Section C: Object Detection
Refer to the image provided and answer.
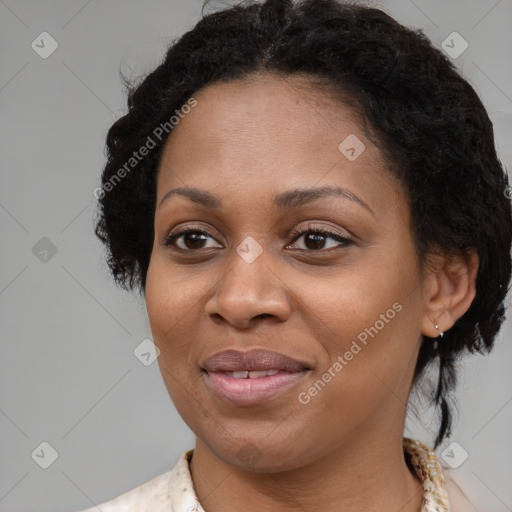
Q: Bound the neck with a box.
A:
[189,429,424,512]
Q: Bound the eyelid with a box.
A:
[286,223,354,244]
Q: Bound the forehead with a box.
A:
[155,73,402,215]
[159,73,369,167]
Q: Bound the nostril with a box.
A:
[257,313,271,319]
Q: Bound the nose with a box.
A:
[204,247,292,330]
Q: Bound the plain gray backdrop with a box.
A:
[1,1,511,511]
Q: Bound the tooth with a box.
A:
[248,370,268,378]
[231,371,249,378]
[225,370,282,378]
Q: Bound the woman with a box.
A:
[83,0,512,510]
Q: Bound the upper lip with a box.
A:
[201,349,311,373]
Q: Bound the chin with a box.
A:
[201,430,318,473]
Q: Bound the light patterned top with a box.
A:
[77,437,477,512]
[403,437,450,511]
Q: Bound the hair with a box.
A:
[94,0,512,448]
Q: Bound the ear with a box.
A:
[420,249,479,338]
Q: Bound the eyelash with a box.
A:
[163,224,354,252]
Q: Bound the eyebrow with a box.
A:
[158,185,375,216]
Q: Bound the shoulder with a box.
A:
[77,470,173,512]
[443,469,479,512]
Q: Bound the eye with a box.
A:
[163,224,354,252]
[286,224,354,251]
[163,226,222,251]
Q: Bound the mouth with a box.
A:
[200,349,312,406]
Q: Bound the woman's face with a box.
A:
[145,74,432,471]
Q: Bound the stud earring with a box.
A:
[434,323,444,338]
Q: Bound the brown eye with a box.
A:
[287,227,354,251]
[164,228,222,251]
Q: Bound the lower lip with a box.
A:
[203,370,310,406]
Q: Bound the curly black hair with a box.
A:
[94,0,512,448]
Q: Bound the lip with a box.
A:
[201,349,312,406]
[201,348,311,373]
[203,370,310,406]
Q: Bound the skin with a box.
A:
[144,73,478,512]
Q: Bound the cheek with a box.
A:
[298,261,404,343]
[298,255,420,393]
[145,261,201,421]
[145,257,190,378]
[144,254,211,388]
[145,252,202,339]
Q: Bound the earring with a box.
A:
[432,322,444,351]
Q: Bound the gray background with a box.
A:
[1,1,511,511]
